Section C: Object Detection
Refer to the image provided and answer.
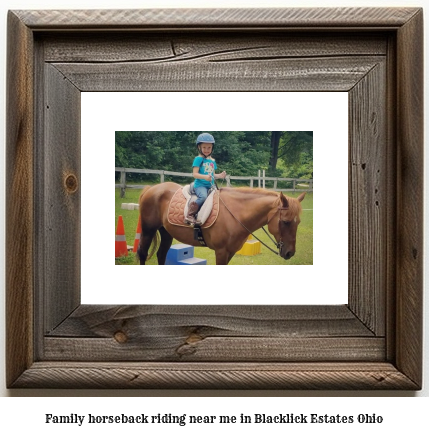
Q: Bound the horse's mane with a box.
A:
[233,187,279,196]
[220,187,303,218]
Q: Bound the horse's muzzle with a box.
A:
[283,250,295,260]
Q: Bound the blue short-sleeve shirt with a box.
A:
[193,156,217,188]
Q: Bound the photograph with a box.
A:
[114,131,313,266]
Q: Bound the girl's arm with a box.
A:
[215,171,226,179]
[193,167,212,182]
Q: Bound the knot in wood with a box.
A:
[64,173,78,194]
[114,331,128,343]
[186,333,203,344]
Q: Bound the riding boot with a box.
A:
[185,201,199,224]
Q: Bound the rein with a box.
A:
[218,193,286,256]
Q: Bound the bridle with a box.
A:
[219,195,290,257]
[263,205,290,255]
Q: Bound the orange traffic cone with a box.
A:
[115,215,128,257]
[133,215,141,253]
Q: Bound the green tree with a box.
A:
[264,131,313,177]
[115,131,312,180]
[278,131,313,178]
[269,131,283,173]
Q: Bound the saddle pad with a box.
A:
[183,184,216,224]
[167,187,219,228]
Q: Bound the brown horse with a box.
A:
[137,182,306,265]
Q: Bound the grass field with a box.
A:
[115,187,313,265]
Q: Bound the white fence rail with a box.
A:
[115,167,313,198]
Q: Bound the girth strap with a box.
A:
[193,224,207,246]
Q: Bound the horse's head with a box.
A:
[268,192,306,260]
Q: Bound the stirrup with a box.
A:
[184,216,196,224]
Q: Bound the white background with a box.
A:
[0,0,428,429]
[82,92,348,305]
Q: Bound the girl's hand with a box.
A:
[205,175,212,182]
[220,171,226,179]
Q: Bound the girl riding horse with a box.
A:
[185,133,226,224]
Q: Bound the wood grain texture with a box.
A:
[14,8,420,29]
[5,11,35,388]
[42,33,387,63]
[52,56,384,92]
[6,7,423,390]
[11,362,419,390]
[395,9,424,388]
[47,305,374,338]
[43,64,81,333]
[384,33,398,364]
[44,305,381,362]
[348,61,386,335]
[44,337,385,362]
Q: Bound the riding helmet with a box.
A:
[196,133,215,145]
[196,133,215,157]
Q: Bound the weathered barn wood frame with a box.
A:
[6,8,423,389]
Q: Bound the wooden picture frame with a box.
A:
[6,8,423,389]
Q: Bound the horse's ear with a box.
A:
[297,192,306,202]
[279,192,289,208]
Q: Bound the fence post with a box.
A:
[293,179,296,192]
[262,170,266,189]
[226,175,231,187]
[309,179,313,191]
[258,170,261,188]
[274,179,278,190]
[160,171,165,183]
[250,178,253,188]
[120,169,126,198]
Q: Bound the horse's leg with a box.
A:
[137,229,157,265]
[215,248,232,265]
[227,252,235,264]
[157,227,173,265]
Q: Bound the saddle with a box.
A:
[167,184,220,229]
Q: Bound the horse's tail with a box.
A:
[147,231,160,260]
[136,230,160,262]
